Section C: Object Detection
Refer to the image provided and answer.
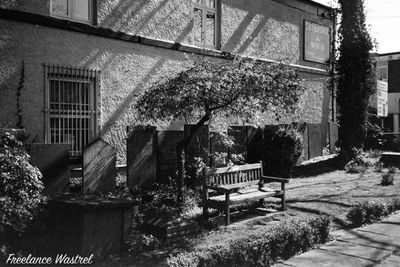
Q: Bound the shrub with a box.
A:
[344,148,368,173]
[0,132,45,234]
[167,215,331,267]
[263,126,303,178]
[346,200,391,227]
[125,232,160,256]
[381,173,394,186]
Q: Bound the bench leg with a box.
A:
[225,193,230,226]
[203,203,209,221]
[281,194,286,211]
[281,183,286,211]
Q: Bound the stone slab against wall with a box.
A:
[28,143,70,195]
[157,130,184,183]
[302,124,310,161]
[83,138,116,194]
[184,125,210,180]
[127,125,157,188]
[308,123,322,159]
[329,121,339,153]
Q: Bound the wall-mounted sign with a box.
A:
[377,80,388,117]
[304,21,330,64]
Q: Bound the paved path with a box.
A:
[274,211,400,267]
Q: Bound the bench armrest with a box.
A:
[261,176,289,183]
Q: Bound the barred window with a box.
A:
[44,65,100,157]
[193,0,218,48]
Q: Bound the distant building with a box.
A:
[0,0,335,164]
[376,52,400,132]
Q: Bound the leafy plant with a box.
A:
[167,215,331,267]
[336,0,377,154]
[125,232,161,255]
[344,148,368,173]
[381,167,396,186]
[346,199,390,227]
[135,58,305,203]
[263,126,303,177]
[0,132,45,233]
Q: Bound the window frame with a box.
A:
[43,64,100,158]
[193,0,219,49]
[50,0,94,25]
[377,66,388,82]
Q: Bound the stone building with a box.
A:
[0,0,335,164]
[376,52,400,132]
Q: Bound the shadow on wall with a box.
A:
[98,0,191,42]
[0,65,20,129]
[71,19,195,163]
[222,0,300,62]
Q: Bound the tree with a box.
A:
[135,58,304,203]
[336,0,376,156]
[0,132,45,234]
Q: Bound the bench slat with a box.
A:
[209,189,283,204]
[208,180,260,191]
[205,163,262,176]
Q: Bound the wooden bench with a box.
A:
[202,162,289,225]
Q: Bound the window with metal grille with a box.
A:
[44,65,100,158]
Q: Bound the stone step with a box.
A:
[380,152,400,166]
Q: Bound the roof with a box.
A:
[379,51,400,57]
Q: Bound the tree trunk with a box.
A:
[175,111,211,205]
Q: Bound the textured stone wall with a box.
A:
[0,0,49,16]
[1,0,332,68]
[0,0,332,163]
[97,0,193,44]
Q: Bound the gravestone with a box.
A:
[157,130,183,183]
[83,138,116,194]
[228,125,258,159]
[301,124,309,161]
[184,125,210,181]
[29,143,70,195]
[127,125,157,188]
[329,121,339,153]
[308,123,322,159]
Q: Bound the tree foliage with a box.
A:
[0,132,45,233]
[135,58,305,202]
[136,59,303,124]
[336,0,376,155]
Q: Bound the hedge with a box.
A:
[167,215,331,267]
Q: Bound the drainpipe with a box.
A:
[329,7,338,122]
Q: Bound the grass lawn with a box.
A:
[100,153,400,267]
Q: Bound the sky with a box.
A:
[312,0,400,54]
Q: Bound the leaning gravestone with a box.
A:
[157,130,183,183]
[184,124,210,179]
[83,138,116,194]
[127,125,157,188]
[29,143,70,195]
[308,123,322,159]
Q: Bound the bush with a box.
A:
[167,215,331,267]
[0,132,45,234]
[344,148,368,173]
[263,126,303,178]
[381,170,395,186]
[125,232,161,256]
[346,199,394,227]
